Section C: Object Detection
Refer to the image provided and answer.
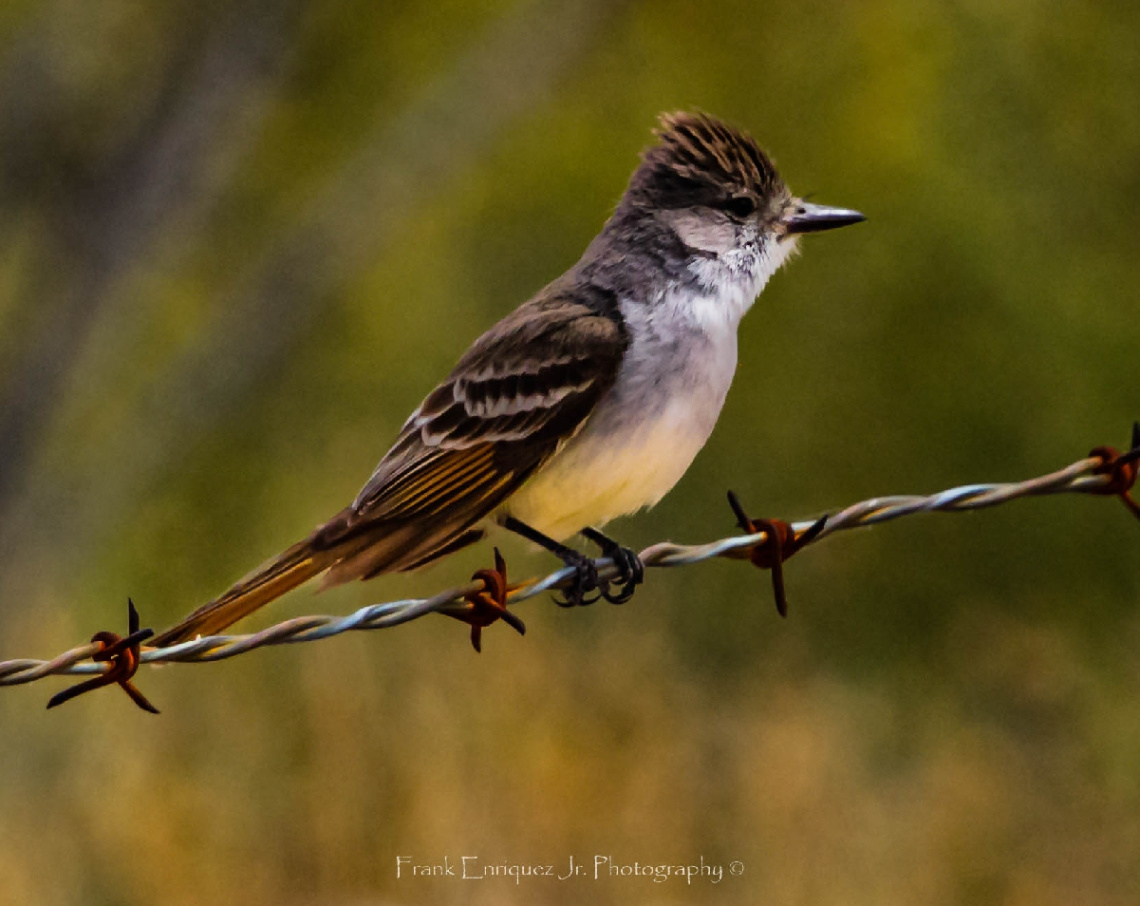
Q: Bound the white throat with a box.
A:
[675,234,799,335]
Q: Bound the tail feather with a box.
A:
[151,533,368,646]
[150,513,489,646]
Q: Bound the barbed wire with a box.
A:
[2,431,1137,708]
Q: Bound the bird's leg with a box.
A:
[501,516,601,607]
[580,527,643,604]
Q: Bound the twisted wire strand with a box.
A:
[0,452,1125,686]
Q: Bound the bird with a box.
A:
[152,111,864,646]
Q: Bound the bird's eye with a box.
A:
[722,195,756,218]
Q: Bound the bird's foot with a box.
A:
[551,549,602,608]
[581,527,644,604]
[501,516,605,607]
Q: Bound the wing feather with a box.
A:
[348,290,629,540]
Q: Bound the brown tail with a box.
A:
[151,511,488,646]
[150,536,346,646]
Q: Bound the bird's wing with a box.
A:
[152,291,628,644]
[323,292,628,576]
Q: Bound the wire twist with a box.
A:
[2,439,1136,695]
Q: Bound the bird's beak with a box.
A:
[782,201,866,235]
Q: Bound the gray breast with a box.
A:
[600,284,741,437]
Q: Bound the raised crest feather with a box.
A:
[629,111,785,209]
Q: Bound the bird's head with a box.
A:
[624,112,863,285]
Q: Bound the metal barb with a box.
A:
[445,548,526,652]
[726,491,827,617]
[1087,428,1140,521]
[46,599,159,713]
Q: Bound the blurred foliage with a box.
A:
[1,1,1139,904]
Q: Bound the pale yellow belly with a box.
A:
[499,397,712,540]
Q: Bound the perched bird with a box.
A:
[153,111,863,646]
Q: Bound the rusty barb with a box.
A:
[2,424,1138,711]
[1088,422,1140,520]
[45,599,159,714]
[724,492,827,618]
[442,548,526,653]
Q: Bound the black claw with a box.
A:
[601,581,636,605]
[581,527,644,605]
[600,544,642,604]
[503,516,628,608]
[624,547,646,585]
[552,551,601,607]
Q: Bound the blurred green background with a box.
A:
[1,0,1138,903]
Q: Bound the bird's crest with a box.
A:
[629,111,784,207]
